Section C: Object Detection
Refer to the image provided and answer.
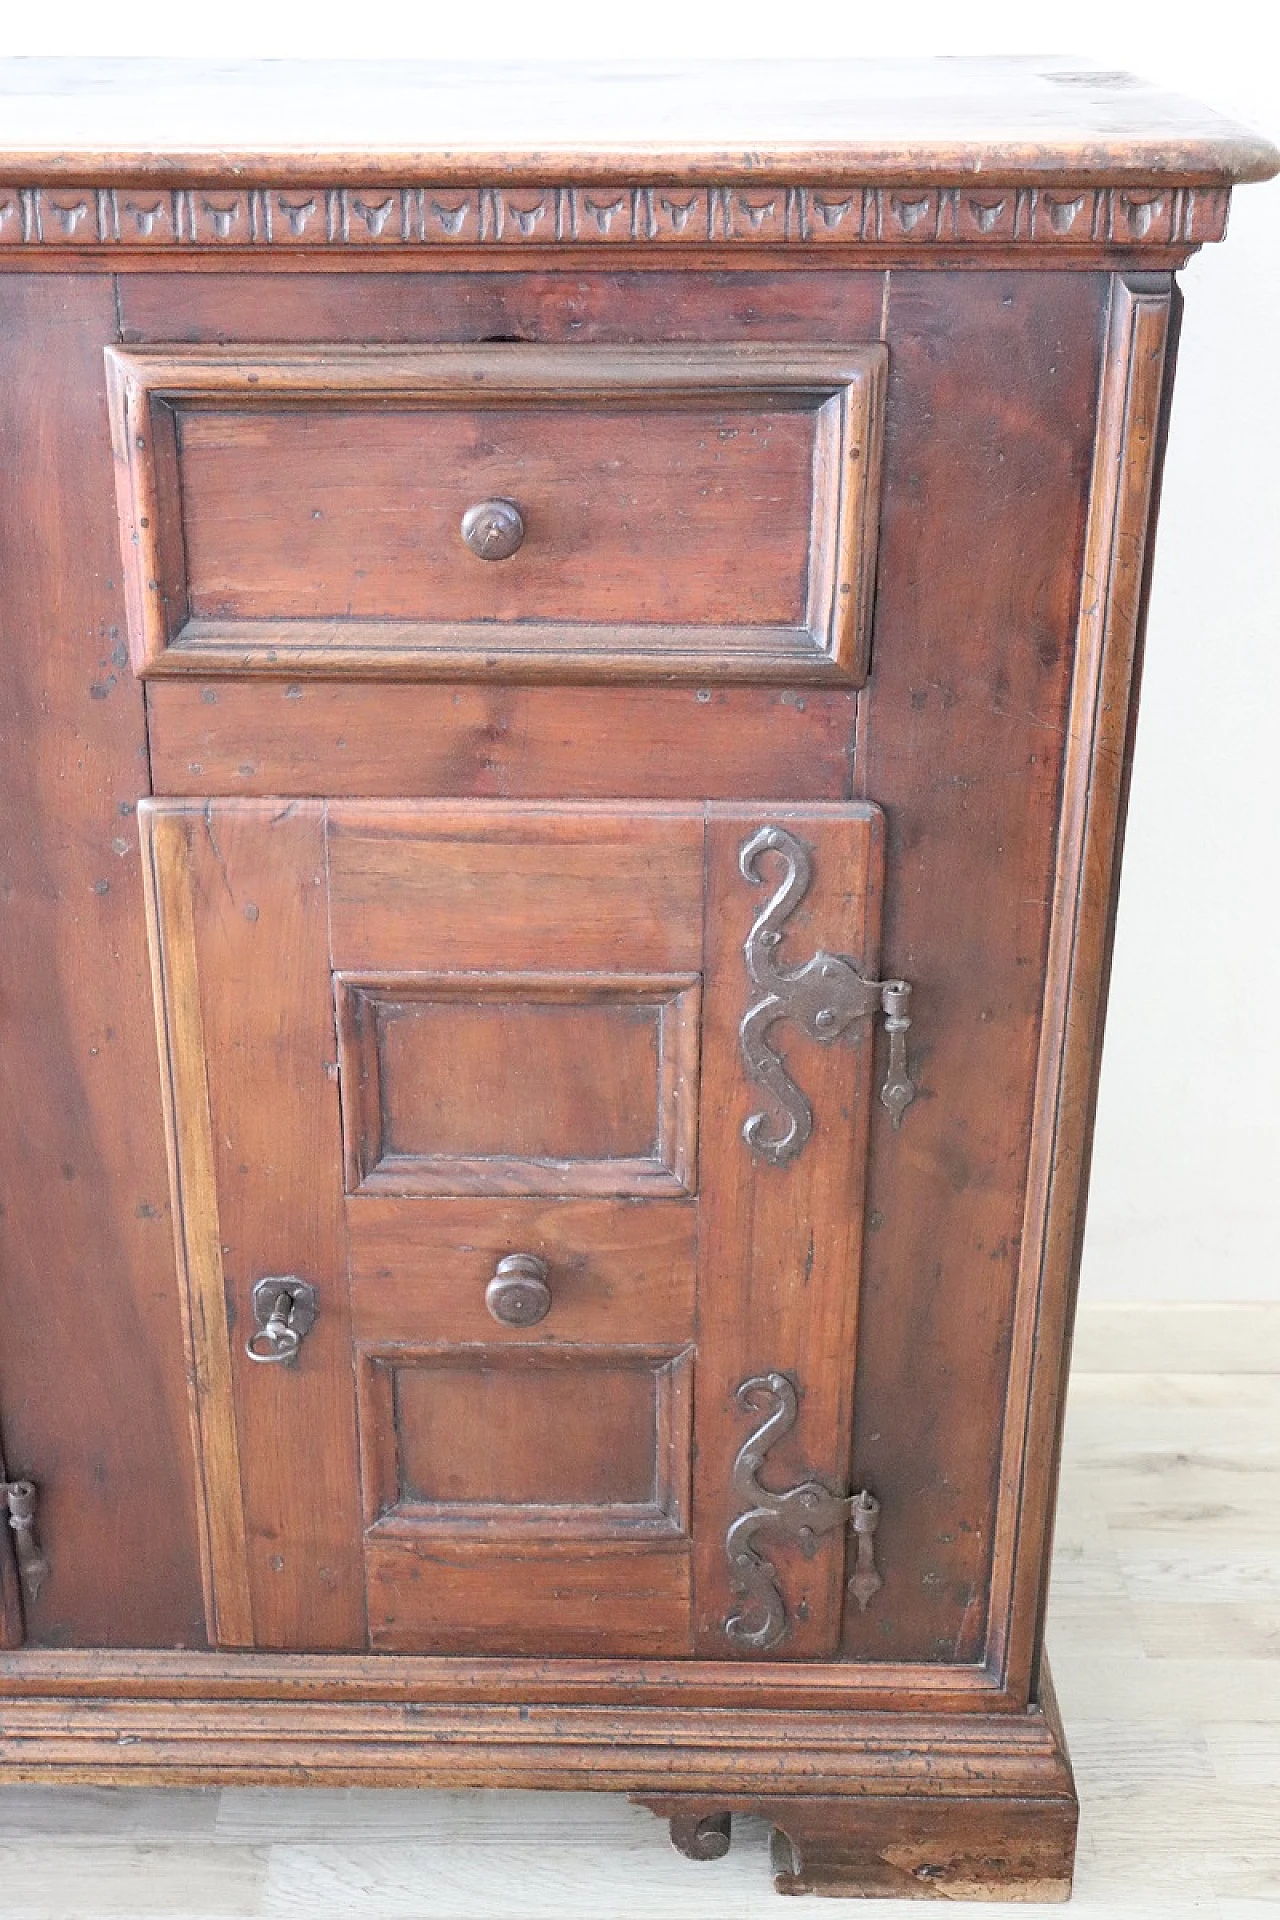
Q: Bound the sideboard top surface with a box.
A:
[0,56,1274,188]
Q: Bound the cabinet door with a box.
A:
[143,799,890,1658]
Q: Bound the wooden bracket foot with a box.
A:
[643,1791,1075,1899]
[668,1809,733,1860]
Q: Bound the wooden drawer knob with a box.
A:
[485,1253,552,1327]
[460,497,525,561]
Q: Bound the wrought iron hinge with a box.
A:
[739,824,916,1166]
[3,1478,47,1604]
[724,1371,882,1652]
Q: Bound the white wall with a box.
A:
[10,7,1277,1304]
[1085,164,1280,1304]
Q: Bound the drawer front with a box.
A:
[106,343,885,684]
[142,797,891,1658]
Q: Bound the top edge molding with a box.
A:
[0,59,1274,199]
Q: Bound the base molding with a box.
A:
[0,1674,1076,1898]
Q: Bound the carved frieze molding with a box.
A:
[0,180,1229,252]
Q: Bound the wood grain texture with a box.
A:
[145,680,858,803]
[765,1793,1076,1898]
[331,804,707,1658]
[0,58,1272,186]
[142,800,365,1651]
[326,803,706,974]
[0,275,205,1649]
[847,270,1106,1669]
[0,1686,1071,1793]
[106,342,884,683]
[0,1645,997,1713]
[0,73,1263,1897]
[993,275,1178,1700]
[333,972,700,1198]
[359,1343,695,1658]
[141,808,253,1646]
[116,267,889,349]
[346,1198,697,1348]
[364,1537,694,1658]
[692,804,884,1660]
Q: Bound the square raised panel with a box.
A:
[104,342,885,684]
[334,971,700,1196]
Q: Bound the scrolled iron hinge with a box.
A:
[739,824,916,1166]
[724,1371,882,1652]
[3,1478,48,1604]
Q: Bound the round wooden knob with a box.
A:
[485,1253,551,1327]
[460,498,525,561]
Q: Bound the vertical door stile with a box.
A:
[140,802,255,1647]
[142,800,365,1651]
[692,803,886,1659]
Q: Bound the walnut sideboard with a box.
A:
[0,58,1274,1901]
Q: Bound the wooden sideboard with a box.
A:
[0,58,1273,1900]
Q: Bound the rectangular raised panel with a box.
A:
[360,1346,691,1538]
[105,343,885,684]
[335,973,700,1196]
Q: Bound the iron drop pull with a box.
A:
[246,1277,318,1365]
[3,1478,48,1603]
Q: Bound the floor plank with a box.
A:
[1071,1303,1280,1374]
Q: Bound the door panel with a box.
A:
[143,797,885,1660]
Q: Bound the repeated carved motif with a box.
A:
[0,182,1229,251]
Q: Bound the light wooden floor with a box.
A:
[1,1302,1277,1918]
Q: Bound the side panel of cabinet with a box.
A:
[0,277,206,1647]
[849,271,1107,1666]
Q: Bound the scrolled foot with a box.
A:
[669,1810,733,1861]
